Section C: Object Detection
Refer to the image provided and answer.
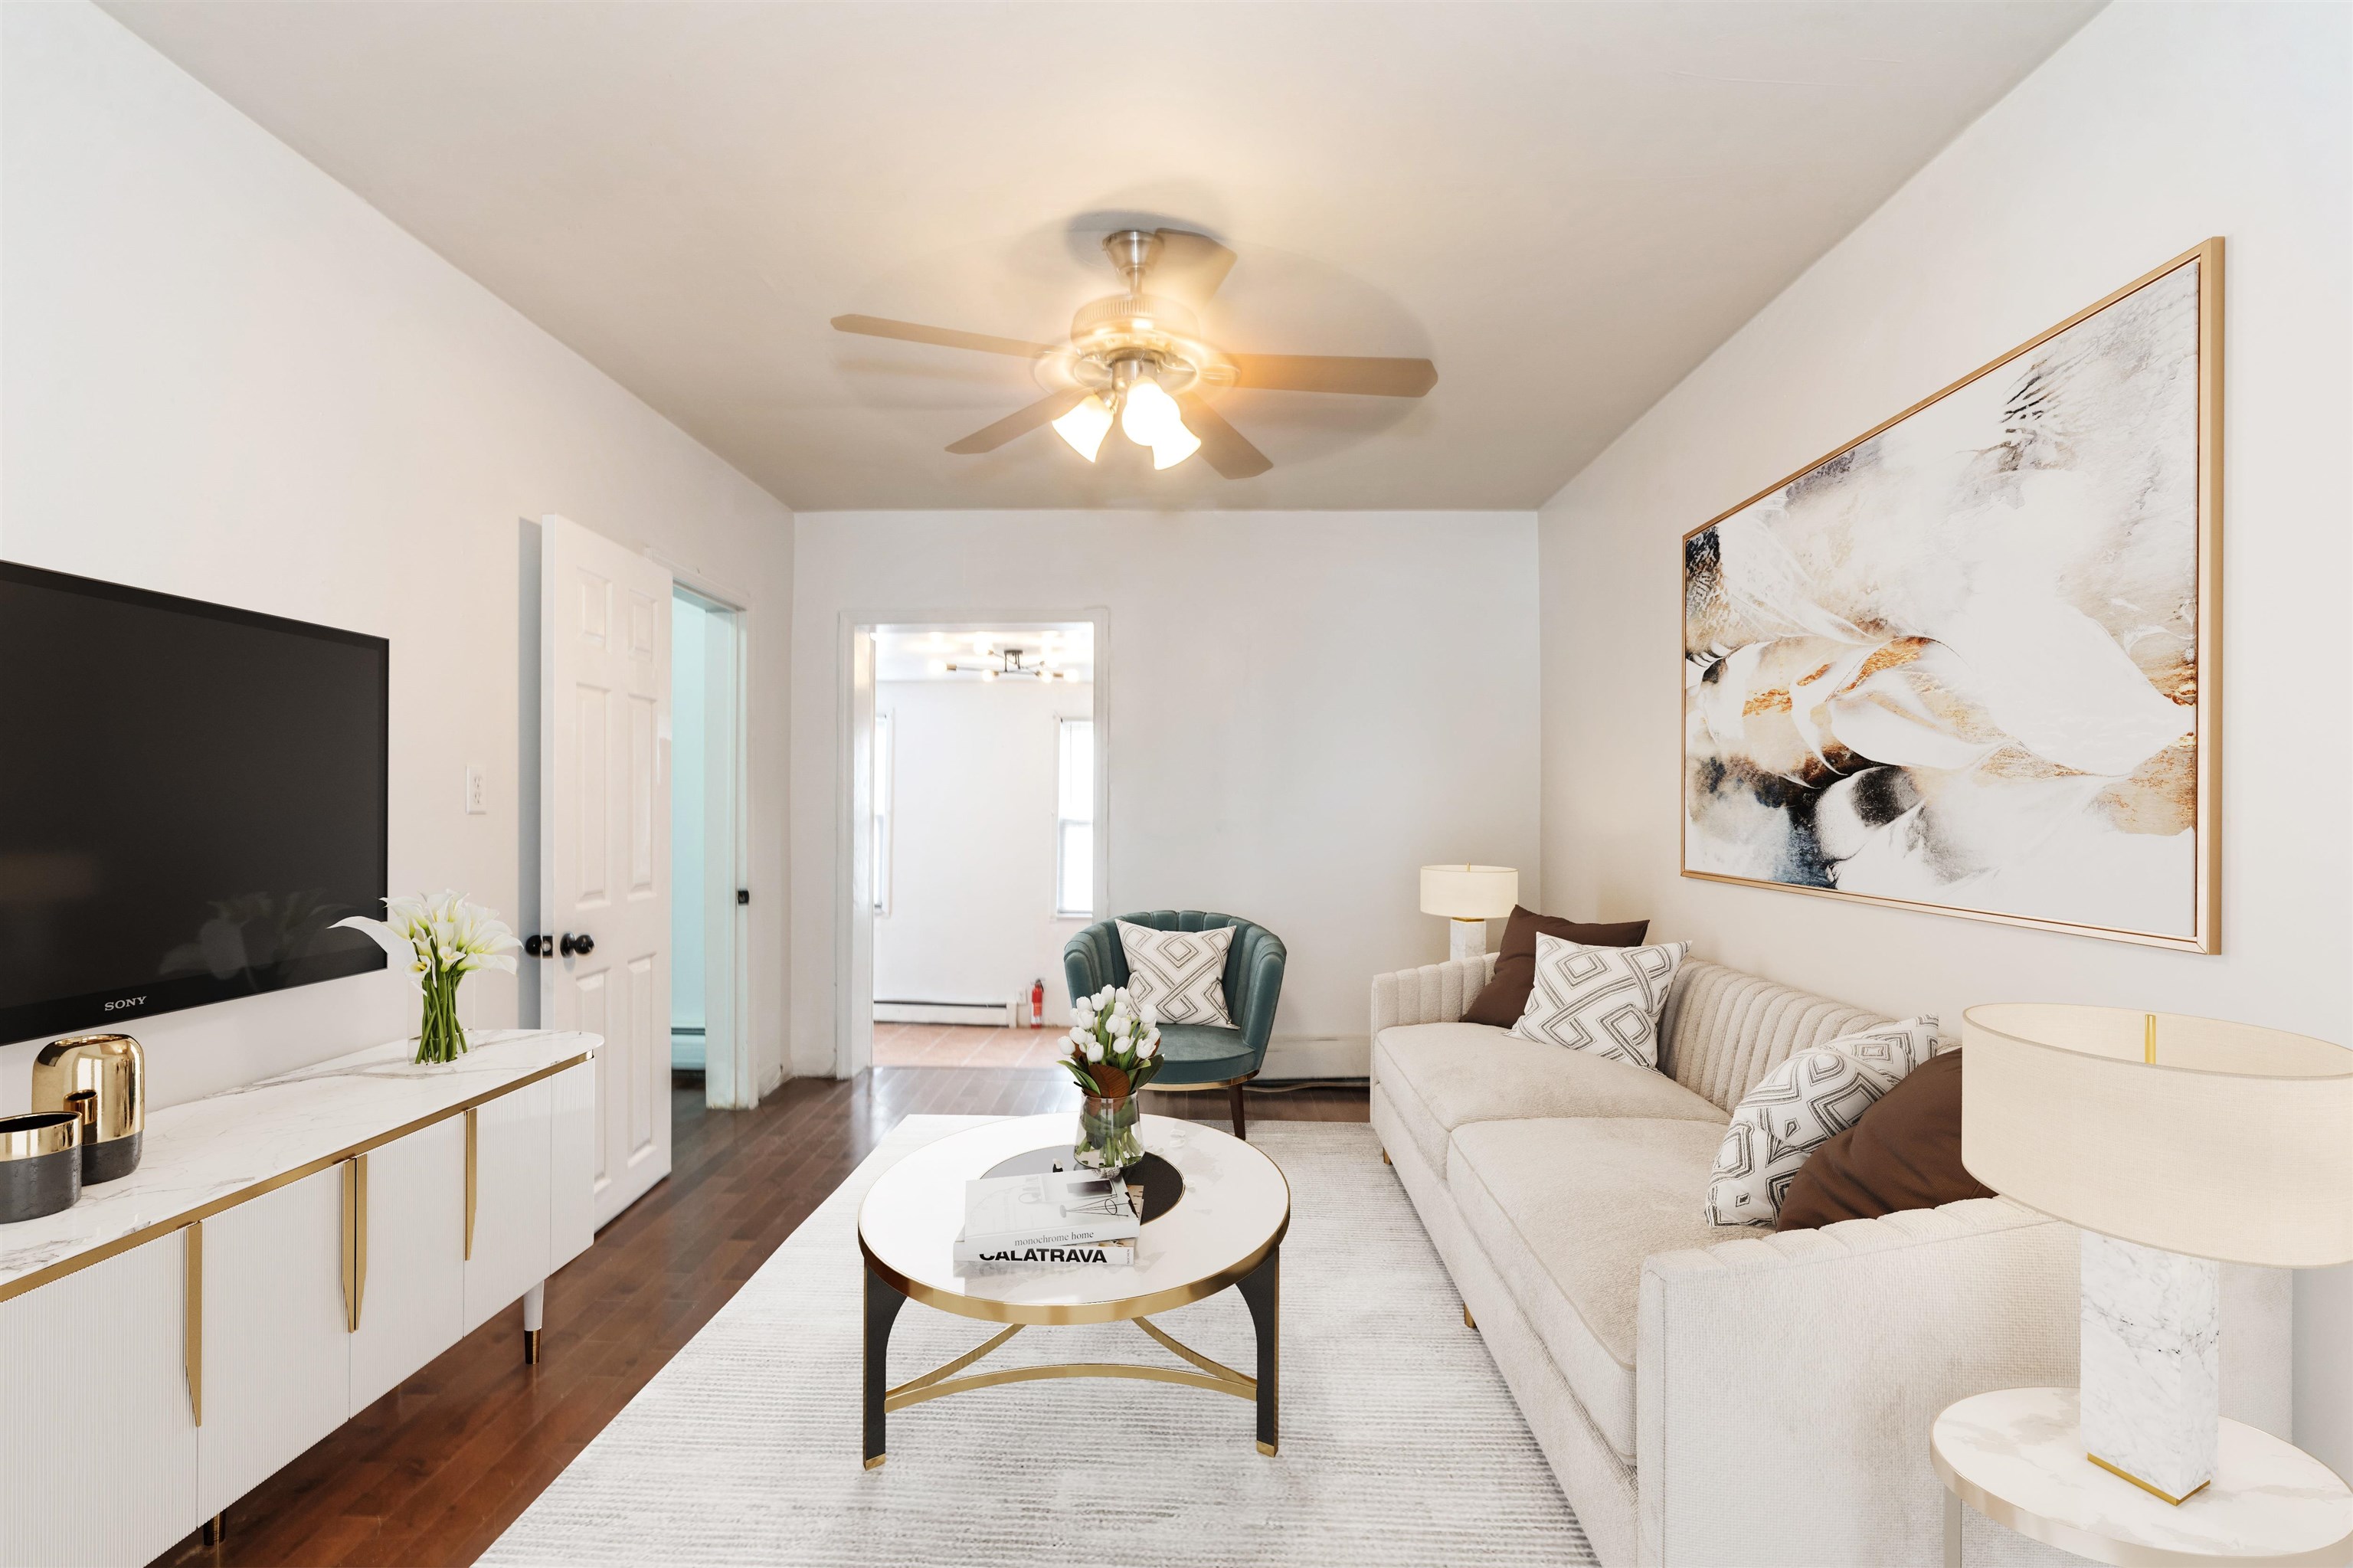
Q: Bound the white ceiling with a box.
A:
[103,1,2096,512]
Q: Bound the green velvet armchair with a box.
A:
[1062,910,1287,1138]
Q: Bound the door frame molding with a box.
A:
[832,607,1110,1079]
[669,581,755,1109]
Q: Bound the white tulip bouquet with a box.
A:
[1061,986,1163,1169]
[335,892,521,1065]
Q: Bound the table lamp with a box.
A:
[1962,1004,2353,1505]
[1419,865,1517,962]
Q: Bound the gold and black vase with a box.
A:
[0,1112,82,1223]
[32,1033,146,1185]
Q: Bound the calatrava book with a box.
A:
[953,1170,1139,1265]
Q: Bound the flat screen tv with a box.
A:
[0,561,389,1043]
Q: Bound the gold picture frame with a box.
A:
[1680,238,2220,954]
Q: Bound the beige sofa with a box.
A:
[1369,952,2291,1568]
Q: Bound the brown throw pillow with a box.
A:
[1775,1049,1993,1230]
[1460,905,1651,1027]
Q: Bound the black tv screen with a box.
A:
[0,562,389,1043]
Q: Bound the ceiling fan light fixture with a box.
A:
[1050,394,1114,462]
[1119,376,1185,447]
[1150,425,1203,470]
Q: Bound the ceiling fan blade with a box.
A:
[1150,229,1238,304]
[1176,394,1273,480]
[832,315,1059,359]
[1227,354,1438,398]
[945,391,1087,454]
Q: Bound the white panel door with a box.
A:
[348,1117,466,1411]
[197,1166,348,1520]
[463,1080,555,1334]
[542,512,672,1229]
[0,1229,197,1568]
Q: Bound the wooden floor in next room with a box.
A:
[155,1067,1368,1568]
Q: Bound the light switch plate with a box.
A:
[465,764,487,814]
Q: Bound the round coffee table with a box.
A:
[856,1113,1290,1468]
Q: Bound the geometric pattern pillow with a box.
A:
[1702,1016,1942,1226]
[1115,920,1235,1026]
[1509,934,1690,1069]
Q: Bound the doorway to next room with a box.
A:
[867,623,1096,1069]
[670,586,751,1108]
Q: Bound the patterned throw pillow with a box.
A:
[1115,921,1235,1027]
[1509,934,1690,1069]
[1703,1017,1941,1226]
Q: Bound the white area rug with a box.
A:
[486,1117,1594,1566]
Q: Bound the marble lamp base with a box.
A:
[1447,918,1488,962]
[2081,1230,2220,1505]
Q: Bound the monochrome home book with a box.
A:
[953,1169,1140,1266]
[1682,240,2220,953]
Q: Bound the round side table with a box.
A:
[1932,1388,2353,1567]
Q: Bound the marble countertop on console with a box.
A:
[0,1029,599,1298]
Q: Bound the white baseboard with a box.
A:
[875,1003,1019,1027]
[1258,1034,1368,1082]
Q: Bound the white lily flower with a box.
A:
[332,915,427,992]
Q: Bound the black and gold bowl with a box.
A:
[0,1111,83,1223]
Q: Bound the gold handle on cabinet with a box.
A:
[184,1219,202,1426]
[342,1154,368,1332]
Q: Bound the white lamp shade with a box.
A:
[1962,1003,2353,1268]
[1419,865,1518,921]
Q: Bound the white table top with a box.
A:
[1934,1387,2353,1566]
[856,1113,1290,1325]
[0,1028,597,1299]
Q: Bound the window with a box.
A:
[1055,716,1093,918]
[870,710,892,915]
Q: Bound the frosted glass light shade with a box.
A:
[1962,1004,2353,1268]
[1418,865,1518,921]
[1051,394,1113,461]
[1150,425,1202,470]
[1120,378,1184,445]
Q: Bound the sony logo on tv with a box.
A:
[103,995,147,1012]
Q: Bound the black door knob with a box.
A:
[559,932,594,957]
[524,934,555,957]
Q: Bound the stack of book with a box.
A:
[954,1168,1140,1266]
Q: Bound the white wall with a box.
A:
[0,1,794,1110]
[1534,2,2351,1471]
[794,510,1540,1080]
[873,678,1093,1025]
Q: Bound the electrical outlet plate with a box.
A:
[465,764,487,815]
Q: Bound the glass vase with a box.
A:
[1075,1093,1143,1171]
[415,968,470,1066]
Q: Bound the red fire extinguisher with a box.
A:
[1030,978,1046,1030]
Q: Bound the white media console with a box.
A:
[0,1029,600,1567]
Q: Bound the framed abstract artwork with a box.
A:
[1681,239,2220,952]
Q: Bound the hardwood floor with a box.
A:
[155,1067,1366,1567]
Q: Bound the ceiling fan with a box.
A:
[831,228,1438,479]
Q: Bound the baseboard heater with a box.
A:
[875,998,1023,1027]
